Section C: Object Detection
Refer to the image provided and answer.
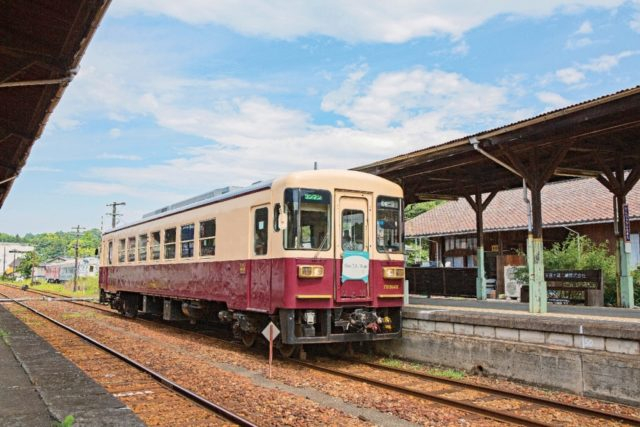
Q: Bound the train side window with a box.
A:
[181,223,195,258]
[164,228,176,259]
[108,241,113,265]
[254,207,268,255]
[199,219,216,256]
[118,239,126,263]
[151,231,161,260]
[138,233,148,261]
[127,237,136,262]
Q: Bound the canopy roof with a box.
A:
[356,86,640,203]
[0,0,111,208]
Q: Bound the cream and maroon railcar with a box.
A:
[99,170,404,353]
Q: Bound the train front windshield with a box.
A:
[376,197,402,253]
[283,189,331,250]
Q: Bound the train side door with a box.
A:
[334,191,372,302]
[248,205,271,311]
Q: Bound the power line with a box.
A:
[106,201,126,229]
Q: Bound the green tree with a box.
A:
[17,251,39,279]
[0,232,20,243]
[404,201,443,220]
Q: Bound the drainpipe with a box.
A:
[469,137,522,178]
[470,138,537,303]
[469,137,532,232]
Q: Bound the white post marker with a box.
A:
[262,322,280,378]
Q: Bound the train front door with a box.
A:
[334,191,372,302]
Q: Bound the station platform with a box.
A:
[408,295,640,320]
[0,305,143,426]
[405,295,640,344]
[378,296,640,405]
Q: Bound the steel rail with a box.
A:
[0,290,256,427]
[291,359,551,427]
[349,358,640,426]
[9,284,640,426]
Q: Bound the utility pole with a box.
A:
[71,225,85,292]
[106,202,126,229]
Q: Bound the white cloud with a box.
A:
[576,20,593,34]
[566,20,593,49]
[582,50,639,72]
[536,91,571,109]
[452,40,469,55]
[112,0,625,42]
[566,37,593,49]
[24,166,63,173]
[322,68,508,131]
[555,67,586,84]
[552,50,638,86]
[98,153,142,161]
[68,64,516,204]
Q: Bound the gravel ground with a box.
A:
[3,285,639,426]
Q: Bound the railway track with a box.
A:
[295,358,640,427]
[6,283,640,426]
[0,286,256,427]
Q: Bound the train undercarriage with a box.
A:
[101,290,402,357]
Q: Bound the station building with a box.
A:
[405,177,640,297]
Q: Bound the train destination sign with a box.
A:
[342,250,369,283]
[303,193,323,202]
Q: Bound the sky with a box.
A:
[1,0,640,235]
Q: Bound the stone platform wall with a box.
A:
[375,308,640,406]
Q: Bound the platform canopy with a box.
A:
[0,0,111,209]
[357,85,640,311]
[355,86,640,204]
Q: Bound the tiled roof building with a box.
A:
[406,177,640,237]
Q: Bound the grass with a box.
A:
[379,357,466,379]
[0,328,9,344]
[5,276,100,298]
[427,368,466,380]
[55,415,75,427]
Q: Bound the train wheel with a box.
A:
[241,331,257,348]
[325,343,347,357]
[278,344,300,358]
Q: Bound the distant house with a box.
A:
[0,243,34,276]
[406,177,640,295]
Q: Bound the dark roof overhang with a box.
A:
[0,0,111,208]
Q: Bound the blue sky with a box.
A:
[2,0,640,235]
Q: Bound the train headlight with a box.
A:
[298,265,324,278]
[382,267,405,279]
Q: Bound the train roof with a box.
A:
[105,179,273,235]
[104,169,401,236]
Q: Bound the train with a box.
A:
[99,170,405,356]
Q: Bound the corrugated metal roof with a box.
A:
[357,85,640,171]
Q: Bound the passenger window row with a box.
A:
[108,219,216,265]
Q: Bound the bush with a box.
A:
[516,235,618,305]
